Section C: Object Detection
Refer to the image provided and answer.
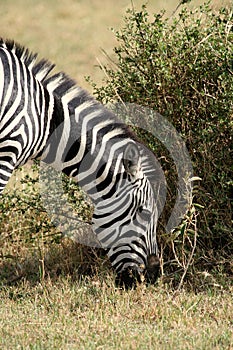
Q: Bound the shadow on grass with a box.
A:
[0,238,110,287]
[0,235,232,293]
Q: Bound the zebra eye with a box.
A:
[138,206,151,221]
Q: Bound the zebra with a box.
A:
[0,38,161,288]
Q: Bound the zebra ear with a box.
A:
[123,143,140,176]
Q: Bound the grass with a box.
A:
[1,236,232,349]
[0,241,233,350]
[0,0,233,349]
[0,275,232,349]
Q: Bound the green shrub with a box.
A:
[90,3,232,276]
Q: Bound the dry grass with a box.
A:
[0,273,232,349]
[0,235,233,349]
[1,0,233,349]
[1,223,232,349]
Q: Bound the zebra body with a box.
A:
[0,39,160,287]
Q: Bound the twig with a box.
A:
[176,211,198,291]
[95,56,125,106]
[170,0,192,18]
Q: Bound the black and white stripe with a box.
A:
[0,39,160,287]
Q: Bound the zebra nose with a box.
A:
[145,254,160,284]
[115,266,143,289]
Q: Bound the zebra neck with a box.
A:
[40,88,132,205]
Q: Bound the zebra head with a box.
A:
[92,141,164,289]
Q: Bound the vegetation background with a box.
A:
[0,0,232,349]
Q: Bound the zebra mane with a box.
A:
[1,38,102,103]
[0,38,56,82]
[0,38,95,112]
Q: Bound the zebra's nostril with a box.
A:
[147,254,160,270]
[145,254,160,284]
[115,266,143,289]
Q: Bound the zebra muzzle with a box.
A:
[145,254,160,284]
[115,255,160,289]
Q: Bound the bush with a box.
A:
[90,3,232,276]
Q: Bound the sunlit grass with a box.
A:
[0,275,232,349]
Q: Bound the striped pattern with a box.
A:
[0,39,160,287]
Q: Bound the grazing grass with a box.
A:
[0,0,233,349]
[0,272,232,349]
[0,235,232,350]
